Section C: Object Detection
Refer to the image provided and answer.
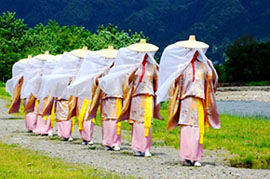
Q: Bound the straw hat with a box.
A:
[35,51,55,61]
[19,55,32,64]
[175,35,209,49]
[97,46,118,59]
[71,46,90,59]
[127,39,159,52]
[53,54,63,61]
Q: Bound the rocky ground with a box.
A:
[1,90,270,178]
[215,86,270,102]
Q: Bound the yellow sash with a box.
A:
[72,117,75,133]
[144,95,153,137]
[35,100,39,114]
[116,98,122,135]
[50,103,55,127]
[78,99,91,130]
[198,99,205,144]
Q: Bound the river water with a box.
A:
[217,101,270,117]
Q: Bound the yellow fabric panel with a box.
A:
[50,103,55,127]
[78,99,91,131]
[35,100,39,114]
[91,118,96,124]
[72,117,75,133]
[116,98,122,135]
[198,99,205,144]
[144,95,153,137]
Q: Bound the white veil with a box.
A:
[6,61,26,97]
[98,47,158,97]
[68,51,115,100]
[37,52,83,100]
[20,58,47,99]
[32,58,58,99]
[156,44,218,104]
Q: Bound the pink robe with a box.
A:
[175,58,219,161]
[35,99,53,135]
[101,97,121,147]
[55,99,72,139]
[128,61,158,153]
[24,99,37,131]
[78,98,95,142]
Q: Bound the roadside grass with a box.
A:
[0,86,11,101]
[246,81,270,86]
[0,87,25,117]
[1,85,270,168]
[0,143,127,179]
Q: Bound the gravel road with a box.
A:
[0,98,269,178]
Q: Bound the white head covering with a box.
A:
[156,44,218,104]
[37,52,84,100]
[20,58,48,99]
[68,51,115,100]
[31,58,58,99]
[5,61,27,97]
[98,47,158,97]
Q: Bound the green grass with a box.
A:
[0,87,25,117]
[0,143,127,179]
[245,81,270,86]
[0,86,11,101]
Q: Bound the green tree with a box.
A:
[224,35,270,82]
[0,12,147,82]
[0,11,28,81]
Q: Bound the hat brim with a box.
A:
[71,49,90,59]
[35,54,55,61]
[19,58,31,64]
[54,54,63,61]
[175,40,209,49]
[127,43,159,52]
[97,49,118,59]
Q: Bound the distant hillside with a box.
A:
[1,0,270,63]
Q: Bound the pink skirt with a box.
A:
[35,115,53,135]
[180,125,202,161]
[131,122,152,152]
[57,120,72,138]
[102,119,121,147]
[80,120,94,142]
[25,112,37,131]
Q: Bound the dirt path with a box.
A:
[0,98,269,178]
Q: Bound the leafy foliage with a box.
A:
[0,12,27,81]
[224,35,270,82]
[0,12,146,82]
[1,0,270,63]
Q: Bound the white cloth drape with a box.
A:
[156,44,218,104]
[32,59,58,98]
[98,47,158,97]
[6,61,27,97]
[68,51,115,100]
[21,58,47,99]
[37,52,84,100]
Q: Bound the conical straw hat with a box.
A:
[35,51,55,61]
[53,54,63,61]
[127,39,159,52]
[175,35,209,49]
[19,55,32,64]
[71,46,90,59]
[97,46,118,59]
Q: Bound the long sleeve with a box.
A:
[205,74,220,129]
